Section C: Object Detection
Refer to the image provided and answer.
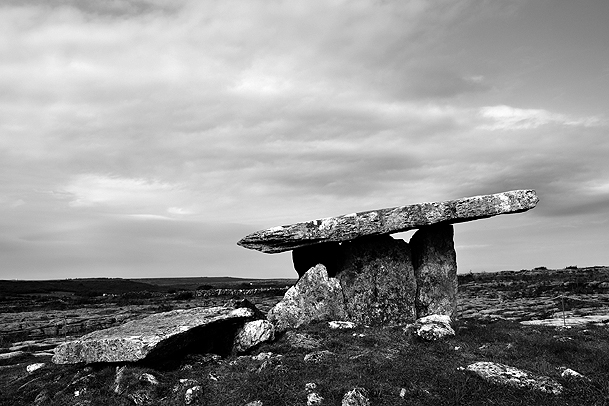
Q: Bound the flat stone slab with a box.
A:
[52,306,253,364]
[238,189,538,253]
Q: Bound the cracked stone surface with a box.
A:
[336,235,417,325]
[267,265,347,332]
[238,190,538,253]
[411,224,458,318]
[53,307,254,364]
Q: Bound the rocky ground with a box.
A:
[1,266,608,405]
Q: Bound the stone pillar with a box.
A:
[410,224,457,319]
[336,235,417,325]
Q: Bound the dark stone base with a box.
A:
[337,235,417,325]
[411,224,457,319]
[272,226,458,328]
[292,242,341,278]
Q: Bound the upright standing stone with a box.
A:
[268,264,347,332]
[410,224,457,318]
[337,235,417,325]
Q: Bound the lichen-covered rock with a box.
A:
[307,392,324,405]
[337,235,417,325]
[465,361,563,395]
[238,190,538,253]
[267,265,347,332]
[184,385,203,405]
[406,314,455,341]
[342,387,370,406]
[233,319,275,353]
[411,224,457,318]
[53,306,254,364]
[303,350,334,363]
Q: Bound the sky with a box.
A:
[1,0,608,280]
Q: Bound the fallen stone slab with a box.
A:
[52,306,254,364]
[238,190,538,253]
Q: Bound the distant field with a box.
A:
[0,277,297,297]
[134,277,296,291]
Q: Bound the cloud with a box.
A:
[62,174,181,208]
[478,105,604,130]
[1,0,609,278]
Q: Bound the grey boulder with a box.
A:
[267,264,347,332]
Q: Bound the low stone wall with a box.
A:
[194,287,290,298]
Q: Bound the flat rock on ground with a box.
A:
[238,189,538,253]
[53,306,254,364]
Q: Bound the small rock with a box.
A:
[304,350,334,363]
[559,367,587,380]
[27,363,46,373]
[465,361,563,395]
[184,385,203,405]
[342,387,370,406]
[328,321,356,329]
[305,382,318,392]
[139,373,159,386]
[244,401,263,406]
[234,319,275,353]
[113,366,127,394]
[252,352,274,361]
[405,314,455,341]
[399,387,407,398]
[307,392,324,405]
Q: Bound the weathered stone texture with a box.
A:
[267,264,347,332]
[466,361,563,395]
[411,224,457,318]
[405,314,455,341]
[233,319,275,353]
[336,235,417,325]
[238,189,538,253]
[52,307,254,364]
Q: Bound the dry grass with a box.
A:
[2,318,609,405]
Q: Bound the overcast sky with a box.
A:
[1,0,608,280]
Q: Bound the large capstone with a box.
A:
[238,190,538,253]
[410,224,458,318]
[336,235,417,325]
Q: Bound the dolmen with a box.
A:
[238,190,539,330]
